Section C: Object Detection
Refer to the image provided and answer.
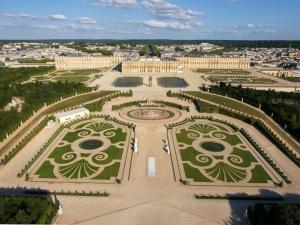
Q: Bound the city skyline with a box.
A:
[0,0,300,40]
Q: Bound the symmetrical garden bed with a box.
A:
[26,116,133,183]
[168,118,281,186]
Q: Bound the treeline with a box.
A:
[191,47,233,56]
[0,67,91,140]
[2,40,300,48]
[18,59,54,64]
[66,44,113,56]
[0,67,54,86]
[0,195,57,224]
[0,82,90,139]
[248,203,300,225]
[139,45,161,57]
[205,83,300,141]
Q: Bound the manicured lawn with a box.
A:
[186,91,300,153]
[249,165,272,183]
[30,117,130,181]
[93,162,120,180]
[55,76,89,83]
[171,120,276,185]
[35,160,56,178]
[183,163,212,182]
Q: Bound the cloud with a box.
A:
[30,24,60,30]
[65,23,104,31]
[78,17,96,24]
[142,19,191,30]
[87,0,138,8]
[2,12,39,20]
[48,14,68,20]
[141,0,202,20]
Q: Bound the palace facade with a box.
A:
[55,56,123,70]
[55,56,250,74]
[176,57,250,70]
[122,58,178,75]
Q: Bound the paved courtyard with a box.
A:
[0,69,300,225]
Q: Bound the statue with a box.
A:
[149,76,153,87]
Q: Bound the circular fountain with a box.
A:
[127,108,175,120]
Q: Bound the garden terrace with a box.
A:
[168,118,282,186]
[24,116,133,183]
[185,91,300,155]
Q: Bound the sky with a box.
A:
[0,0,299,40]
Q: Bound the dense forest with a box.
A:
[0,67,91,140]
[0,195,57,224]
[249,203,300,225]
[0,67,54,86]
[204,83,300,141]
[2,40,300,48]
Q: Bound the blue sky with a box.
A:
[0,0,299,40]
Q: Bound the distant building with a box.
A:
[122,58,178,75]
[176,57,250,70]
[260,68,295,78]
[56,107,89,123]
[55,55,250,75]
[55,56,123,70]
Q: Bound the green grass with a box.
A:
[32,118,129,181]
[55,69,103,76]
[104,128,127,143]
[35,160,56,178]
[91,146,123,165]
[229,148,257,168]
[93,162,120,180]
[186,91,300,153]
[196,69,250,75]
[249,165,272,183]
[173,120,274,184]
[183,163,212,182]
[176,129,198,145]
[284,77,300,82]
[63,129,92,143]
[181,147,213,167]
[55,76,89,83]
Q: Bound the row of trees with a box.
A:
[66,43,113,56]
[205,83,300,141]
[139,45,161,57]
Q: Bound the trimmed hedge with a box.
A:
[18,114,135,177]
[154,100,189,111]
[168,91,300,169]
[112,101,146,111]
[0,117,49,165]
[167,115,291,184]
[194,194,283,201]
[51,190,109,197]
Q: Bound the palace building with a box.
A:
[176,57,250,70]
[55,56,250,74]
[55,56,123,70]
[122,58,178,75]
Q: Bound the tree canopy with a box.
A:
[0,195,57,224]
